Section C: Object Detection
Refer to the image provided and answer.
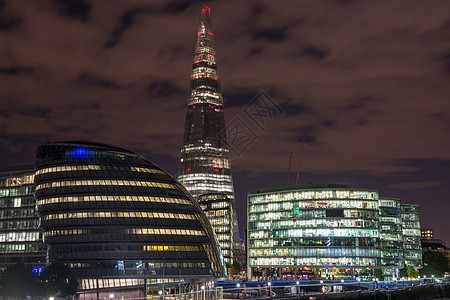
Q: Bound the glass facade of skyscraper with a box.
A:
[178,5,239,263]
[247,184,422,280]
[401,204,422,267]
[198,194,235,266]
[35,141,225,294]
[0,166,46,271]
[379,198,403,277]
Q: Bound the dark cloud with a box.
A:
[52,0,92,21]
[147,78,184,98]
[0,0,22,31]
[77,73,119,89]
[300,45,328,61]
[1,0,450,243]
[0,66,33,75]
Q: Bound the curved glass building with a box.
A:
[35,142,225,295]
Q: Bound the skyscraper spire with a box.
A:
[178,5,239,266]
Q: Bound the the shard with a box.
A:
[178,5,239,266]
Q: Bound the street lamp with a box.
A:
[296,281,300,295]
[109,294,114,300]
[372,278,376,290]
[357,277,361,290]
[267,282,272,299]
[236,283,241,299]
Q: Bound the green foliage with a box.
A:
[399,265,408,278]
[407,266,418,278]
[375,268,384,281]
[420,251,450,277]
[229,261,243,276]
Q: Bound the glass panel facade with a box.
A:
[247,184,422,280]
[0,167,46,271]
[35,142,225,291]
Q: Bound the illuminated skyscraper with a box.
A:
[178,5,239,262]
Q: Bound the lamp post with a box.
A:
[236,283,241,299]
[372,278,376,290]
[158,290,163,300]
[109,294,114,300]
[268,282,272,299]
[201,285,205,300]
[357,277,361,291]
[296,281,300,295]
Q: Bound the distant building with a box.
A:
[198,193,235,266]
[247,183,422,280]
[421,235,450,270]
[401,204,422,267]
[232,239,246,268]
[379,198,403,277]
[0,165,46,272]
[177,4,240,261]
[35,141,225,298]
[421,228,434,240]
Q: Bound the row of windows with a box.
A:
[0,243,45,253]
[249,256,378,267]
[36,165,165,176]
[0,174,34,187]
[0,196,36,208]
[249,228,380,239]
[36,180,176,191]
[249,190,378,204]
[249,237,380,248]
[250,218,378,230]
[0,231,42,242]
[0,186,34,198]
[42,211,195,221]
[0,219,39,229]
[38,195,191,206]
[249,247,380,258]
[143,245,200,252]
[44,228,205,237]
[80,278,144,290]
[0,209,36,219]
[249,209,379,221]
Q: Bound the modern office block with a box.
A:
[401,204,422,268]
[247,183,422,280]
[0,165,46,272]
[198,193,235,266]
[35,141,225,295]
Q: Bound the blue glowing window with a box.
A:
[69,147,89,158]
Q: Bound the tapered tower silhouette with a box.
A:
[178,4,239,265]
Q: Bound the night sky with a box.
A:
[1,1,450,244]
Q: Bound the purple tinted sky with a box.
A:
[1,0,450,243]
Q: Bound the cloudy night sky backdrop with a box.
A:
[1,0,450,243]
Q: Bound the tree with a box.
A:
[39,262,78,298]
[399,265,408,278]
[375,268,384,281]
[407,266,418,278]
[229,262,243,276]
[420,251,450,277]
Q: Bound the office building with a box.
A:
[35,141,225,297]
[247,183,422,280]
[421,229,434,240]
[178,4,239,263]
[198,193,235,266]
[0,165,46,272]
[379,198,403,277]
[401,204,422,267]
